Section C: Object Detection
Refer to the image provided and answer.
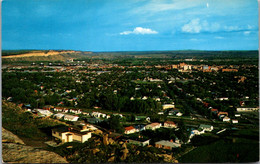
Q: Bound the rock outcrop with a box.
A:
[3,143,68,163]
[2,128,25,145]
[2,127,68,163]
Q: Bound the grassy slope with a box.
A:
[2,101,63,141]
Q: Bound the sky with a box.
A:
[2,0,259,51]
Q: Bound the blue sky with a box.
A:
[2,0,259,51]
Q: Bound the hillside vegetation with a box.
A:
[2,101,63,140]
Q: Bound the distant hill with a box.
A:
[92,50,259,59]
[2,50,92,62]
[2,50,258,63]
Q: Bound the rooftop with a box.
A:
[155,140,181,148]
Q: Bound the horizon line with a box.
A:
[2,49,259,53]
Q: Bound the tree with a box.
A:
[108,115,124,133]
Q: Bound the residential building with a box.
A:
[164,121,177,128]
[223,116,230,122]
[35,109,53,117]
[199,124,213,132]
[128,139,150,146]
[69,109,82,114]
[217,112,228,117]
[155,140,181,150]
[43,105,54,110]
[124,126,137,134]
[211,108,218,114]
[52,126,92,143]
[236,107,259,112]
[162,104,175,110]
[232,119,238,124]
[176,112,183,117]
[145,122,162,130]
[64,114,79,122]
[54,113,65,119]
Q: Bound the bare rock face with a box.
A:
[2,127,68,163]
[157,154,178,163]
[2,143,68,163]
[108,156,115,162]
[103,134,109,145]
[120,143,129,161]
[108,138,115,145]
[2,128,25,145]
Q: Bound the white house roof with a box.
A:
[64,115,79,120]
[36,109,53,115]
[155,140,181,148]
[54,113,64,117]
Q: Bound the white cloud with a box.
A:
[182,19,222,33]
[182,18,255,34]
[244,31,251,35]
[120,27,158,35]
[181,18,202,33]
[132,0,205,15]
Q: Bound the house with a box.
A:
[162,104,175,110]
[155,140,181,150]
[70,109,82,114]
[164,121,177,128]
[54,113,65,119]
[190,129,204,139]
[236,107,259,112]
[142,96,148,100]
[239,101,245,106]
[91,112,106,118]
[54,107,68,113]
[43,105,54,110]
[223,116,230,122]
[211,108,218,114]
[145,122,162,130]
[217,112,228,117]
[176,112,183,117]
[199,124,213,132]
[52,126,92,143]
[82,112,89,116]
[232,119,238,124]
[35,109,53,117]
[64,114,79,122]
[203,102,209,107]
[128,138,150,146]
[124,126,137,134]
